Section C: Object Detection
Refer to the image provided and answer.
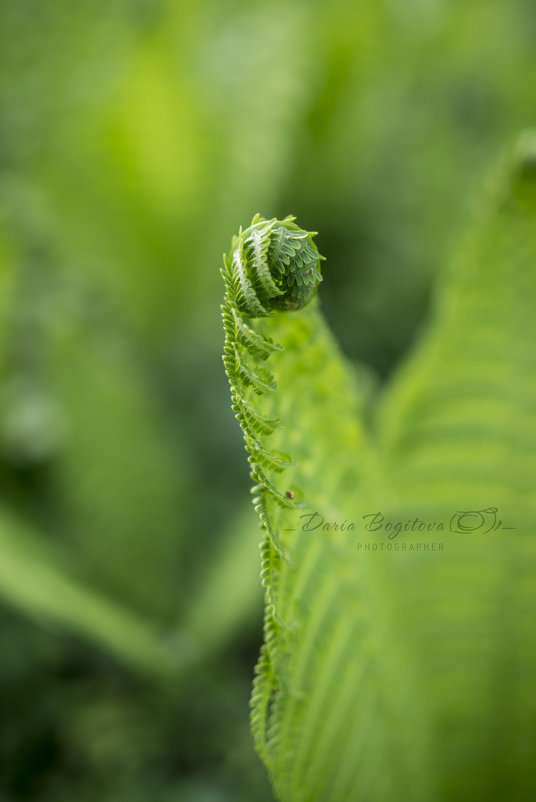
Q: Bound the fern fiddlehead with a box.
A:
[221,214,324,768]
[221,214,324,546]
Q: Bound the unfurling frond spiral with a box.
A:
[221,214,324,551]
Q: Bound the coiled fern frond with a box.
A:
[221,214,324,547]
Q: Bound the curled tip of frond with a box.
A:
[223,214,324,319]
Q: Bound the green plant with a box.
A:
[221,214,324,549]
[222,136,536,801]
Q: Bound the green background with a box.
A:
[0,1,535,800]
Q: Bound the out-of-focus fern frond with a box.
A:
[376,132,536,800]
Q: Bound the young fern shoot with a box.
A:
[221,214,324,553]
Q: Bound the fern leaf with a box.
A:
[222,146,536,801]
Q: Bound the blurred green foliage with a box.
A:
[0,1,535,800]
